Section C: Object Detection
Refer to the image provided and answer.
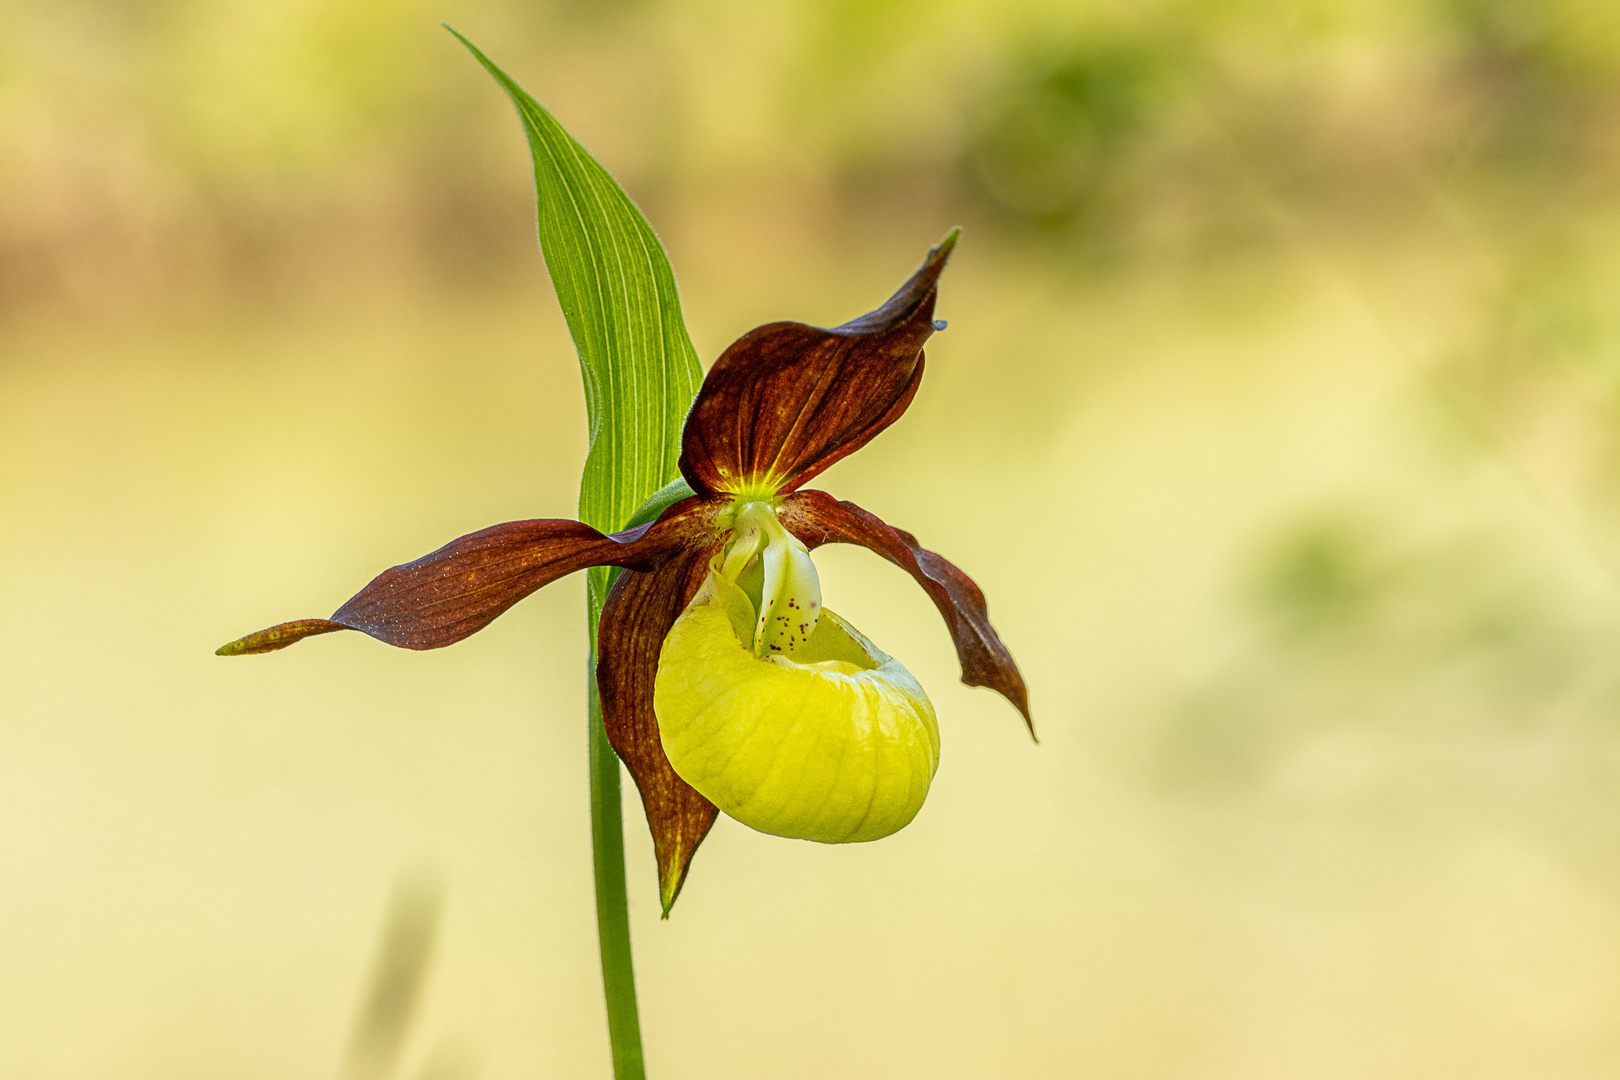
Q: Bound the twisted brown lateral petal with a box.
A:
[679,233,957,497]
[779,490,1033,737]
[596,543,723,915]
[217,500,718,656]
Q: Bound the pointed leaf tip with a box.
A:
[452,28,701,542]
[441,23,475,54]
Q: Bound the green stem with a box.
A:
[587,592,646,1079]
[584,483,687,1077]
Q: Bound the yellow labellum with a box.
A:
[654,573,940,843]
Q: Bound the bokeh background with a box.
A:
[6,0,1620,1076]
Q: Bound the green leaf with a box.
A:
[450,30,703,1074]
[623,477,699,531]
[448,27,703,623]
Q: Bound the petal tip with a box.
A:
[969,674,1035,742]
[1008,688,1035,741]
[658,857,692,918]
[215,619,349,656]
[832,231,958,337]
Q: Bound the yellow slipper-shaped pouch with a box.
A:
[654,569,940,844]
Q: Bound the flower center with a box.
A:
[717,500,822,658]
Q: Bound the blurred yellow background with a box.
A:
[6,0,1620,1076]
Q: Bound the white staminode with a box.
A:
[720,500,823,658]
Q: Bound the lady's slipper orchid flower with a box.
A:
[219,234,1031,911]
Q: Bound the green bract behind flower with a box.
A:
[655,570,939,844]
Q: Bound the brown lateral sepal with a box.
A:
[596,543,723,915]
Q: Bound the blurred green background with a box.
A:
[6,0,1620,1076]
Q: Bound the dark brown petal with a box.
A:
[779,489,1033,737]
[679,233,957,497]
[595,542,723,915]
[217,499,719,656]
